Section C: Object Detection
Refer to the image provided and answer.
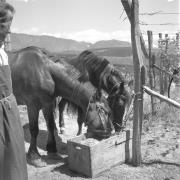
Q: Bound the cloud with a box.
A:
[167,0,175,2]
[58,29,131,43]
[12,0,35,2]
[12,27,39,34]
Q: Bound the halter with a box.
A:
[71,83,109,131]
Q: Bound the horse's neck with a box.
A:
[49,62,92,110]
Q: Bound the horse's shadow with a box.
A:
[52,164,87,178]
[23,123,68,165]
[23,123,88,177]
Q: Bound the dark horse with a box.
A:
[54,50,133,133]
[8,47,114,167]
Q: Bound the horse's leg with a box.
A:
[27,104,46,167]
[77,107,83,135]
[42,104,61,159]
[58,98,67,134]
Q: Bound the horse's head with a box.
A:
[106,69,134,132]
[85,93,115,138]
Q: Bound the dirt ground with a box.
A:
[18,100,180,180]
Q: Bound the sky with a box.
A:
[7,0,180,43]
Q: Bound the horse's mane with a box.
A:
[112,68,126,84]
[77,50,109,82]
[78,50,106,68]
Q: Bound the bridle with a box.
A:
[84,97,109,131]
[70,82,109,131]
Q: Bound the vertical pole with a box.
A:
[158,33,162,48]
[159,33,164,95]
[147,31,155,118]
[152,54,156,88]
[130,0,143,166]
[176,33,179,50]
[122,0,146,166]
[164,34,169,94]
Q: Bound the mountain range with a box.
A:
[10,33,132,57]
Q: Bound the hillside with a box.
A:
[90,39,130,48]
[10,33,91,53]
[91,47,132,57]
[10,33,132,57]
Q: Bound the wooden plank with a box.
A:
[143,86,180,109]
[90,131,132,177]
[67,131,132,177]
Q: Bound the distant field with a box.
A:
[104,56,133,65]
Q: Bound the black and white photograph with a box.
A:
[0,0,179,179]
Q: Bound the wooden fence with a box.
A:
[121,0,180,166]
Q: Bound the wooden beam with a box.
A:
[143,86,180,109]
[122,0,145,166]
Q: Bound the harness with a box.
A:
[70,82,108,131]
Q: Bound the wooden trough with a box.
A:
[67,130,132,178]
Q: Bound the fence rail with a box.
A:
[143,86,180,109]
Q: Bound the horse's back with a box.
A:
[8,47,55,106]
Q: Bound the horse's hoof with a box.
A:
[27,156,47,167]
[47,152,62,160]
[27,151,47,167]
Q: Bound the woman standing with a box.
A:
[0,2,28,180]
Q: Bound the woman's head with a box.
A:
[0,2,15,42]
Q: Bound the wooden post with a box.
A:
[158,33,162,48]
[121,0,146,166]
[152,54,156,88]
[176,33,179,50]
[159,33,164,95]
[164,34,169,94]
[147,31,155,118]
